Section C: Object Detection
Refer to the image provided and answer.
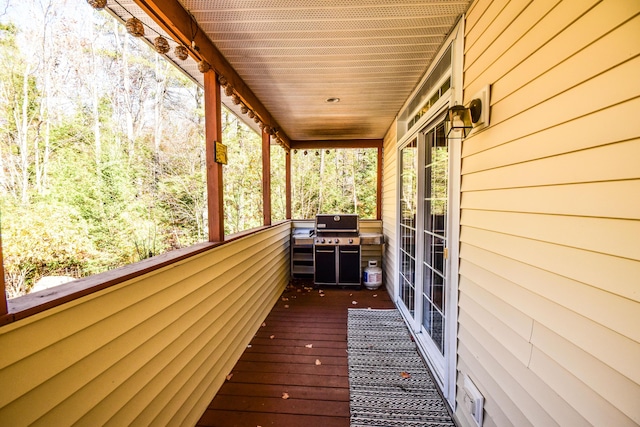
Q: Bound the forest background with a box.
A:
[0,0,378,298]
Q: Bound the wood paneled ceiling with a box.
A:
[107,0,472,142]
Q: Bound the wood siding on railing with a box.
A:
[457,1,640,426]
[382,122,398,296]
[0,223,291,426]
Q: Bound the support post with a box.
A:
[262,130,272,226]
[377,146,383,220]
[0,234,8,323]
[204,71,224,242]
[285,149,292,219]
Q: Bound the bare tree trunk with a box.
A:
[35,107,41,192]
[122,30,134,162]
[317,149,325,214]
[352,162,358,214]
[153,54,167,179]
[112,18,122,151]
[19,62,32,204]
[42,70,50,191]
[34,0,54,194]
[42,1,55,193]
[90,24,101,166]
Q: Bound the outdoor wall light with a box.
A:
[446,98,483,138]
[446,85,491,138]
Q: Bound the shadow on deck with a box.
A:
[197,279,395,427]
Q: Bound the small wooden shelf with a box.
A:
[291,230,314,277]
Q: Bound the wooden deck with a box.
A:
[197,279,395,427]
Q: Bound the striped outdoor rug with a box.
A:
[347,309,455,427]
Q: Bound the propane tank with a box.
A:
[363,260,382,290]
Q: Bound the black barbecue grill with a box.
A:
[314,214,361,286]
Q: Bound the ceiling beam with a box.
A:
[133,0,290,148]
[289,139,383,149]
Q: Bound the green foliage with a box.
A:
[222,110,263,235]
[0,1,211,297]
[270,145,287,221]
[291,148,377,219]
[0,0,379,299]
[0,200,96,296]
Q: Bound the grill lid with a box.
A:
[315,214,359,233]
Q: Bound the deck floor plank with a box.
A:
[217,383,350,401]
[196,279,394,427]
[198,409,349,427]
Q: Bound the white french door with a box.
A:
[398,138,418,317]
[417,120,449,378]
[397,115,458,403]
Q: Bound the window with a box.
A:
[291,148,378,219]
[397,45,452,140]
[0,1,206,297]
[221,110,263,235]
[399,139,418,315]
[270,144,287,222]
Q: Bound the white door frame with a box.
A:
[394,19,464,408]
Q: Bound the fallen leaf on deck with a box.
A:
[400,371,411,379]
[352,301,358,305]
[282,392,290,399]
[270,335,275,339]
[284,304,289,308]
[349,293,353,296]
[305,344,313,348]
[226,373,233,381]
[247,344,252,348]
[315,359,322,365]
[282,297,289,301]
[373,294,377,297]
[261,322,267,327]
[320,294,325,297]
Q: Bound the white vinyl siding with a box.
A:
[456,0,640,426]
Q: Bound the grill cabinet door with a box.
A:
[314,246,336,284]
[338,246,361,285]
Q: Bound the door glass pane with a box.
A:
[422,123,447,354]
[399,139,417,315]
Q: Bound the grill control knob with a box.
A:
[321,238,325,243]
[349,238,353,244]
[335,238,340,244]
[328,239,333,244]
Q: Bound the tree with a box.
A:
[291,148,377,219]
[222,110,262,235]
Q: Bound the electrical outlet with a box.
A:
[463,374,484,427]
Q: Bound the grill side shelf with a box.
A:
[291,233,314,277]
